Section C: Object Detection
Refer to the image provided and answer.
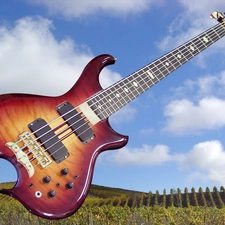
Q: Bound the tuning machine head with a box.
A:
[210,11,225,23]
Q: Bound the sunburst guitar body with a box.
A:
[0,55,128,219]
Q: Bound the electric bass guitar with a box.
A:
[0,12,224,219]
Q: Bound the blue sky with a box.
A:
[1,0,225,194]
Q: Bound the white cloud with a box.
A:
[157,1,225,52]
[28,0,161,19]
[109,144,172,166]
[170,76,218,100]
[178,140,225,185]
[0,16,123,96]
[0,16,138,125]
[163,97,225,135]
[178,0,225,16]
[109,139,225,186]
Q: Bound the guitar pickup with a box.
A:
[56,102,95,144]
[28,118,69,164]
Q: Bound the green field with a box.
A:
[1,182,225,224]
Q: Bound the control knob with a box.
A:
[66,182,74,190]
[61,168,69,176]
[48,190,56,198]
[43,176,51,184]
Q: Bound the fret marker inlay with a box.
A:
[203,36,209,43]
[88,12,225,122]
[190,45,195,51]
[124,87,129,92]
[147,71,154,79]
[133,81,138,87]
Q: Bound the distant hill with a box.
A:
[1,182,225,208]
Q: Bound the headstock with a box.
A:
[210,11,225,23]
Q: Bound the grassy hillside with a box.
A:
[1,182,225,224]
[1,182,225,208]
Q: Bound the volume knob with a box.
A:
[43,176,51,184]
[48,190,56,198]
[61,168,69,176]
[66,182,74,190]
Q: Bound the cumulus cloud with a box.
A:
[109,140,225,186]
[179,140,225,185]
[172,75,219,99]
[163,97,225,135]
[0,16,138,122]
[28,0,161,19]
[0,16,123,96]
[109,144,172,166]
[157,1,225,52]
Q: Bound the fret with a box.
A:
[116,81,132,104]
[159,55,175,74]
[88,98,104,120]
[152,60,166,79]
[186,43,199,59]
[147,64,162,82]
[170,51,183,68]
[126,76,140,98]
[94,94,110,119]
[191,40,201,53]
[141,67,156,86]
[103,89,119,116]
[216,26,225,38]
[165,53,178,70]
[122,81,134,103]
[136,71,149,91]
[109,85,124,109]
[178,45,192,61]
[88,16,225,120]
[145,70,156,86]
[116,88,129,107]
[137,70,151,90]
[140,72,154,91]
[198,34,210,49]
[176,48,188,64]
[123,78,137,100]
[213,26,222,39]
[159,56,170,73]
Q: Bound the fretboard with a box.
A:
[88,21,225,120]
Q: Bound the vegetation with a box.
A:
[2,182,225,224]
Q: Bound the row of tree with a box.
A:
[1,183,225,209]
[86,186,225,208]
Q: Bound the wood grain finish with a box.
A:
[0,54,128,219]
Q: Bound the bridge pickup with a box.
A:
[57,102,95,144]
[28,118,69,164]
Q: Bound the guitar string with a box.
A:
[24,21,225,166]
[90,22,225,119]
[28,21,225,167]
[26,21,225,164]
[13,21,225,167]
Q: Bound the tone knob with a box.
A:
[66,182,74,190]
[43,176,51,184]
[48,190,56,198]
[61,168,69,176]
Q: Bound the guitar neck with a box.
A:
[88,21,225,120]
